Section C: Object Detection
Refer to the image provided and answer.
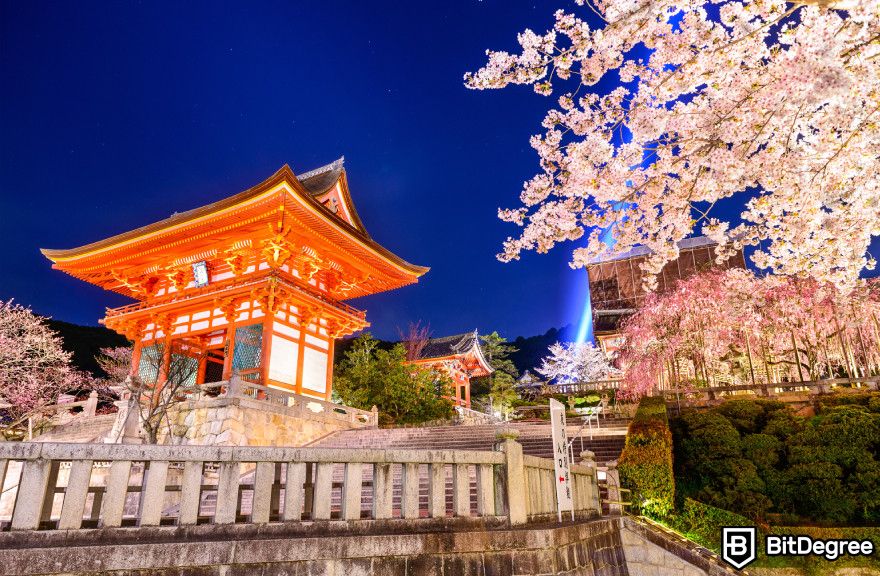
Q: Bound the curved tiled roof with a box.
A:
[418,330,494,373]
[39,159,426,276]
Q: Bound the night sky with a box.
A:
[2,1,878,341]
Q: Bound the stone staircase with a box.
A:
[311,418,629,466]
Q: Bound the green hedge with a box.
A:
[618,396,675,518]
[669,498,753,552]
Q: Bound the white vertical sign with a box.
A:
[549,398,574,521]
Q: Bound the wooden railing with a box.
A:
[532,380,624,396]
[661,375,880,403]
[194,375,378,427]
[5,392,100,441]
[104,272,366,322]
[0,439,600,531]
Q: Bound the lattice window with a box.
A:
[138,345,160,384]
[171,353,199,387]
[232,323,263,382]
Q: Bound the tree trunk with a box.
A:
[790,331,805,382]
[745,334,757,387]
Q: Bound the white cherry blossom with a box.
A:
[466,0,880,289]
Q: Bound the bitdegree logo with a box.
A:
[722,528,876,569]
[766,535,875,561]
[722,527,757,569]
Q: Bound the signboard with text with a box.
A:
[549,398,574,521]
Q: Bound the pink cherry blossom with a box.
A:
[617,270,880,397]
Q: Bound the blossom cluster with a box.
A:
[617,270,880,397]
[466,0,880,289]
[0,300,90,421]
[537,341,618,384]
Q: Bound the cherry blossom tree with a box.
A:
[467,0,879,290]
[618,270,880,397]
[95,346,133,383]
[0,300,78,422]
[538,341,618,383]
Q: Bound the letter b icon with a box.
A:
[722,527,757,569]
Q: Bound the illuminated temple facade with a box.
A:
[42,159,428,401]
[588,236,746,356]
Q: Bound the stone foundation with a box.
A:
[162,395,368,447]
[0,517,737,576]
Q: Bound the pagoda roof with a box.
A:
[40,161,429,297]
[586,235,719,266]
[416,330,494,374]
[41,158,395,262]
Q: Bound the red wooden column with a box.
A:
[260,314,274,387]
[221,303,239,380]
[129,338,143,379]
[324,339,335,401]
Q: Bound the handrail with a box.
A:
[193,376,378,427]
[0,439,601,531]
[104,271,366,321]
[661,375,880,401]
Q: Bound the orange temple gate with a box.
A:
[42,159,428,401]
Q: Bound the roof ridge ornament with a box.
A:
[297,156,345,181]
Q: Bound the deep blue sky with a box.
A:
[1,1,877,341]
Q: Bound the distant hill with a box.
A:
[46,319,130,376]
[508,324,576,375]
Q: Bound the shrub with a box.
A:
[671,498,753,551]
[618,396,675,518]
[672,396,880,525]
[715,398,786,432]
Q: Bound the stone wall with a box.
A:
[162,395,366,447]
[0,516,739,576]
[619,517,740,576]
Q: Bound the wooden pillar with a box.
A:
[260,316,274,386]
[159,335,172,385]
[222,309,238,380]
[745,334,757,387]
[325,339,335,401]
[129,338,144,379]
[196,354,207,386]
[295,337,306,397]
[791,331,805,383]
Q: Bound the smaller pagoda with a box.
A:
[409,331,493,408]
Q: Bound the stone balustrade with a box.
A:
[0,438,600,532]
[662,375,880,404]
[195,376,378,427]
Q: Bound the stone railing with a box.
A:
[454,405,500,426]
[532,380,623,396]
[0,439,600,531]
[522,453,600,521]
[195,376,378,427]
[662,375,880,405]
[6,392,100,441]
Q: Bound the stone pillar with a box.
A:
[84,391,98,417]
[495,431,526,526]
[580,450,600,513]
[604,460,622,516]
[227,371,242,398]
